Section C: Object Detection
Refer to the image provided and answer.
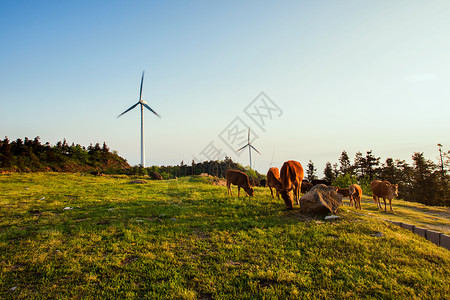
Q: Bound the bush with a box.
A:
[333,174,372,195]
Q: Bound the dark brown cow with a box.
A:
[226,170,254,197]
[301,181,313,193]
[280,160,304,209]
[267,167,282,199]
[260,179,267,187]
[349,184,362,210]
[371,180,398,211]
[311,179,332,186]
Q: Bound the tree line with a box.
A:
[307,149,449,207]
[1,136,447,206]
[0,137,130,173]
[141,157,265,184]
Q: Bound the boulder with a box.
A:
[299,184,342,214]
[149,171,163,180]
[128,180,147,184]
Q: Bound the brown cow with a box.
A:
[267,167,282,199]
[371,180,398,211]
[349,184,362,210]
[226,170,254,197]
[280,160,304,209]
[335,187,352,205]
[336,187,350,198]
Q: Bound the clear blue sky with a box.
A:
[1,1,449,174]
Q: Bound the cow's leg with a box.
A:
[349,195,354,207]
[227,183,232,195]
[238,186,241,197]
[373,194,379,209]
[383,198,387,211]
[269,187,274,198]
[389,198,393,211]
[276,190,280,199]
[294,184,300,205]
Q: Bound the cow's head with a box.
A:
[348,185,355,195]
[245,187,254,197]
[391,184,398,197]
[280,190,293,209]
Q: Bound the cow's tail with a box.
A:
[372,194,377,203]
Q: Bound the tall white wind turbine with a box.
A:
[117,71,161,168]
[237,127,261,169]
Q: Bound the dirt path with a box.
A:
[352,196,450,235]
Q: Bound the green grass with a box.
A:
[1,173,449,299]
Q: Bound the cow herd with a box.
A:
[225,160,399,212]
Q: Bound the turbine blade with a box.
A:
[139,71,145,101]
[117,102,139,118]
[237,144,249,152]
[250,145,261,155]
[142,103,161,118]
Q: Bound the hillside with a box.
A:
[1,173,449,299]
[0,137,130,173]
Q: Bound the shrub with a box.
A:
[333,174,372,195]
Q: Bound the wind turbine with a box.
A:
[237,127,261,169]
[117,71,161,168]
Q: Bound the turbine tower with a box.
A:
[118,71,161,168]
[237,127,261,169]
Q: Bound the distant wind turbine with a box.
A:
[237,127,261,169]
[117,71,161,168]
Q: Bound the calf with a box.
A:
[280,160,304,209]
[336,187,350,198]
[348,184,362,210]
[267,167,282,199]
[335,187,352,205]
[225,170,254,197]
[371,180,398,211]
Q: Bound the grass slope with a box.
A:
[1,173,449,299]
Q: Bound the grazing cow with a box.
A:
[301,181,313,193]
[311,179,332,186]
[260,179,267,188]
[226,170,254,197]
[371,180,398,211]
[349,184,362,210]
[280,160,304,209]
[267,167,283,199]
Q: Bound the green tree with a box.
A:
[354,151,365,178]
[364,150,380,180]
[407,152,441,205]
[323,161,335,183]
[339,150,352,175]
[306,160,317,181]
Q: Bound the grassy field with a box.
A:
[1,173,449,299]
